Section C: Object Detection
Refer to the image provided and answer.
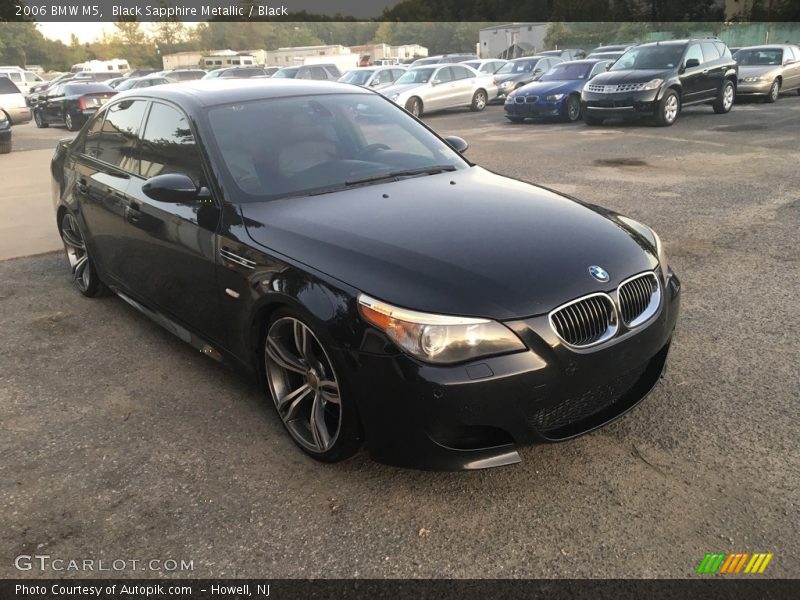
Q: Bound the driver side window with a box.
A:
[684,44,704,66]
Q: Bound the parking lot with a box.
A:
[1,96,799,578]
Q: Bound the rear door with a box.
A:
[77,98,148,283]
[449,65,476,105]
[120,100,222,338]
[786,46,800,89]
[701,42,725,99]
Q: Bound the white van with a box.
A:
[0,67,45,95]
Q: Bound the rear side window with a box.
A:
[95,99,147,172]
[139,102,203,185]
[0,77,20,93]
[701,42,721,62]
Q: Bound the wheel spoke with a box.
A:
[277,383,312,421]
[310,392,331,450]
[72,255,89,282]
[293,320,309,360]
[61,224,84,250]
[318,379,340,404]
[266,337,306,374]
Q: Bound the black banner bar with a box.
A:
[2,579,799,600]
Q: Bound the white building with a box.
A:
[265,44,352,66]
[478,23,549,59]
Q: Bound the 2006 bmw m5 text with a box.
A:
[51,80,680,470]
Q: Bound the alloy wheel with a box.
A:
[567,96,581,121]
[724,83,735,109]
[60,212,91,293]
[65,113,74,130]
[664,94,679,123]
[473,91,487,111]
[265,317,342,454]
[769,81,779,102]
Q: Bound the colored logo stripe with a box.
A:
[697,553,773,574]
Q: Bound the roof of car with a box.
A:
[116,79,371,109]
[558,58,613,66]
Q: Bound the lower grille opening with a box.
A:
[428,425,514,451]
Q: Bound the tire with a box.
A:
[405,97,422,117]
[796,87,800,96]
[0,140,11,154]
[59,211,105,297]
[263,309,361,463]
[34,109,48,128]
[506,116,524,123]
[563,94,582,122]
[765,79,780,103]
[583,114,604,126]
[470,89,487,112]
[713,80,735,114]
[65,112,80,131]
[654,89,680,126]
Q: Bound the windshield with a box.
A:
[0,77,20,93]
[395,68,434,84]
[273,68,299,78]
[206,93,466,202]
[63,83,111,95]
[540,63,592,81]
[733,48,783,66]
[497,60,538,75]
[340,70,374,85]
[610,45,685,71]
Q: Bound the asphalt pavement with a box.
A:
[1,95,798,578]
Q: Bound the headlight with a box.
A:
[499,81,512,88]
[358,294,526,364]
[618,216,669,280]
[742,76,764,82]
[640,78,664,91]
[544,93,565,102]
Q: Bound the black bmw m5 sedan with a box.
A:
[51,80,680,470]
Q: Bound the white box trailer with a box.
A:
[303,54,360,74]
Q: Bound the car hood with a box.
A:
[516,80,578,95]
[737,65,779,77]
[380,82,428,97]
[240,167,656,320]
[589,69,670,84]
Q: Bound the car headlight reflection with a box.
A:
[358,294,526,364]
[545,93,565,101]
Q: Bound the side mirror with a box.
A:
[444,135,469,154]
[431,78,441,86]
[685,58,701,69]
[142,173,207,203]
[606,63,613,71]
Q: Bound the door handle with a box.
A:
[702,69,709,74]
[76,178,88,194]
[124,201,142,223]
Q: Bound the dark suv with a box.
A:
[581,39,738,126]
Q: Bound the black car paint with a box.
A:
[51,80,680,470]
[34,83,115,129]
[582,40,738,121]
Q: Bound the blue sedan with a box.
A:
[504,59,613,123]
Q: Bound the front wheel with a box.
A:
[0,140,11,154]
[264,311,361,462]
[59,212,104,297]
[713,80,735,114]
[654,89,680,126]
[34,109,48,128]
[765,79,780,103]
[405,97,422,117]
[470,89,487,112]
[563,95,581,122]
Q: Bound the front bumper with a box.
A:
[582,88,661,120]
[504,96,564,119]
[4,106,32,125]
[345,270,681,470]
[736,80,772,95]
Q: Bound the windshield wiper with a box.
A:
[345,165,456,187]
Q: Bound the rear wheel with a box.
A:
[470,89,487,111]
[563,95,581,122]
[765,79,780,103]
[59,212,104,297]
[583,114,604,126]
[405,97,422,117]
[34,109,48,128]
[713,80,735,114]
[0,140,11,154]
[65,112,80,131]
[654,89,680,126]
[264,311,361,462]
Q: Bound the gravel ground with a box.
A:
[1,95,798,579]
